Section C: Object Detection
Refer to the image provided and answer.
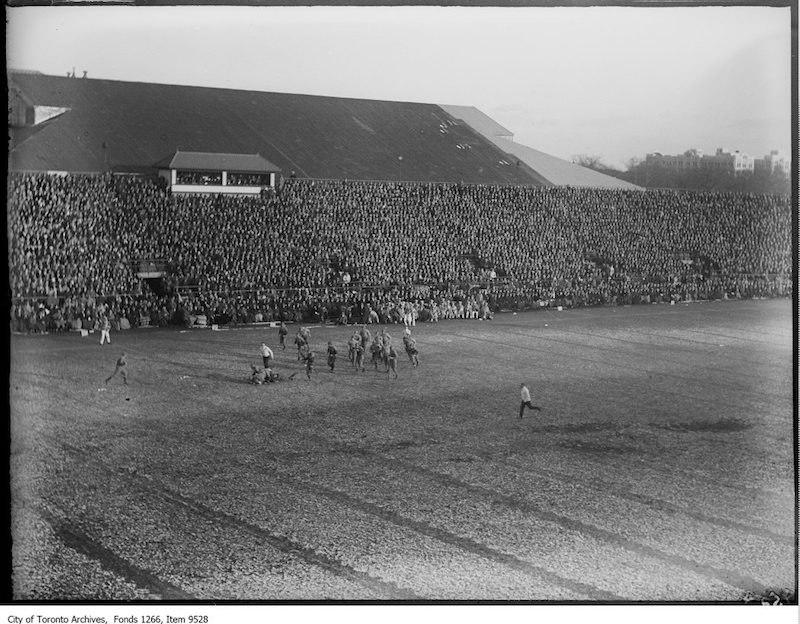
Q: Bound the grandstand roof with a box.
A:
[440,105,642,190]
[491,137,642,190]
[440,105,514,139]
[7,72,540,185]
[154,151,281,172]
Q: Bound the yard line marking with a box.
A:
[60,443,423,601]
[263,464,624,601]
[329,445,777,593]
[32,503,198,600]
[494,455,795,545]
[314,429,793,545]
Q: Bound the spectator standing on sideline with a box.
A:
[278,321,288,349]
[519,383,541,418]
[99,315,112,345]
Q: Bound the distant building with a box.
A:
[703,148,754,175]
[645,148,704,172]
[645,147,766,176]
[754,150,789,176]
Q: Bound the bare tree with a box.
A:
[571,154,609,171]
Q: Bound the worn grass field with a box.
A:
[9,299,796,602]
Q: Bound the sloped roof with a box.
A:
[441,105,642,190]
[155,151,280,172]
[491,137,642,190]
[440,105,514,139]
[7,72,540,185]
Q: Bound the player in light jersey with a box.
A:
[260,342,274,368]
[348,331,362,366]
[519,383,541,418]
[354,341,366,372]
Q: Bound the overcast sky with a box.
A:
[6,4,792,169]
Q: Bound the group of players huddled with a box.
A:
[250,321,419,384]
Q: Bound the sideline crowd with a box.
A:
[8,173,792,334]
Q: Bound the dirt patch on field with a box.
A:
[655,419,754,433]
[538,422,619,434]
[558,440,640,455]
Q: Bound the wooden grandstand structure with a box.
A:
[154,151,281,195]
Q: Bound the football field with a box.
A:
[9,299,796,601]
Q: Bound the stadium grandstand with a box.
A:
[8,71,636,188]
[7,71,792,334]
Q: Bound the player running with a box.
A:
[402,331,419,367]
[519,383,542,418]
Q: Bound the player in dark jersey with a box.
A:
[402,332,419,367]
[106,352,128,385]
[294,331,308,361]
[370,337,384,370]
[278,321,289,349]
[348,331,361,366]
[303,350,316,379]
[386,345,399,379]
[250,365,267,385]
[326,341,338,372]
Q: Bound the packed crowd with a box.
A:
[8,173,792,333]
